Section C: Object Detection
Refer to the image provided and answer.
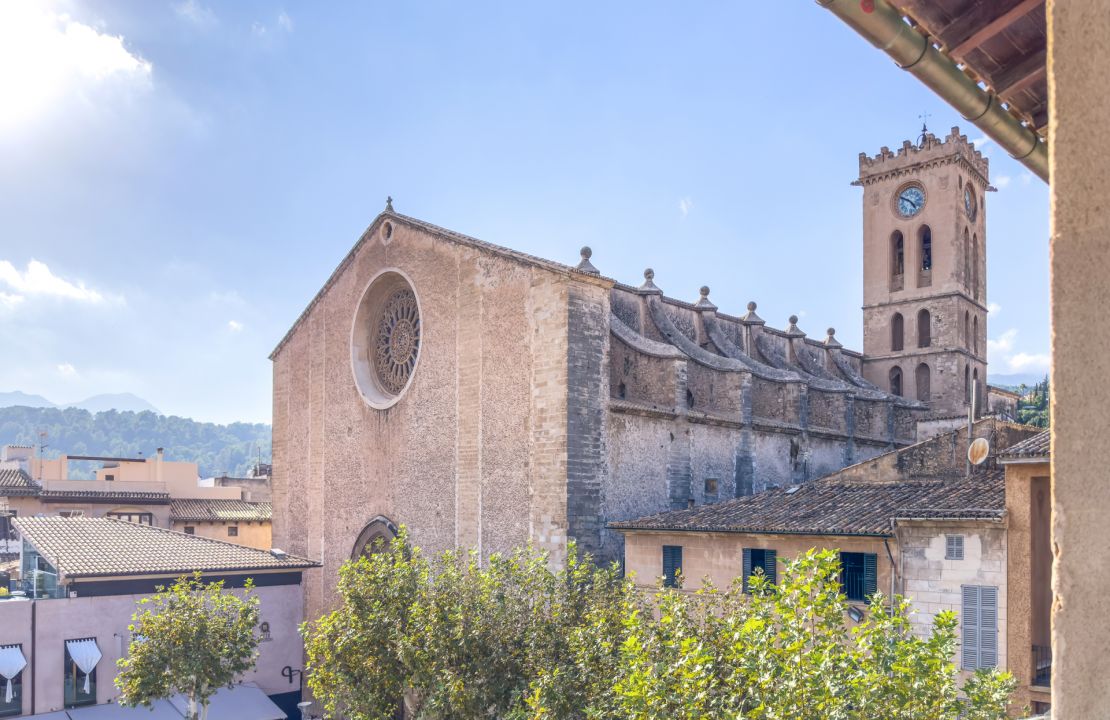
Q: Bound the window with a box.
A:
[227,526,239,537]
[703,478,718,501]
[918,225,932,287]
[917,308,931,348]
[972,234,980,299]
[183,526,195,535]
[0,644,24,718]
[891,313,904,352]
[964,310,971,347]
[64,639,99,708]
[963,228,971,290]
[946,534,965,560]
[964,365,971,403]
[662,545,682,588]
[890,231,905,289]
[617,382,626,400]
[889,366,903,397]
[916,363,931,402]
[839,552,877,602]
[973,315,980,355]
[58,510,84,518]
[742,548,777,593]
[106,512,153,525]
[104,474,115,482]
[961,585,998,669]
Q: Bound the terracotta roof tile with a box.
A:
[609,469,1005,537]
[170,499,272,522]
[13,516,317,578]
[38,489,170,504]
[999,429,1050,460]
[0,468,38,496]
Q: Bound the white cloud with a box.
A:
[970,136,992,150]
[1009,353,1052,372]
[0,4,153,136]
[988,328,1051,373]
[228,320,243,332]
[678,197,693,217]
[252,11,294,37]
[988,302,1001,316]
[0,260,107,303]
[995,175,1012,189]
[277,11,294,32]
[56,362,78,378]
[0,292,24,309]
[988,328,1017,355]
[174,0,217,28]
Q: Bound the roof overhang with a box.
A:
[816,0,1047,182]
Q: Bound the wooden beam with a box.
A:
[943,0,1043,59]
[993,48,1047,97]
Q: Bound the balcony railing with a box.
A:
[1032,644,1052,688]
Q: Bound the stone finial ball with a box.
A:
[827,327,836,337]
[747,301,757,312]
[700,285,710,298]
[580,246,592,259]
[644,268,655,280]
[789,315,799,325]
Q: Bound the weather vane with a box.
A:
[917,111,931,146]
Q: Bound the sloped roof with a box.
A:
[170,499,272,522]
[999,429,1050,460]
[13,516,317,578]
[38,489,171,504]
[0,467,39,496]
[609,469,1005,537]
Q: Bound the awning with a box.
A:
[65,639,102,695]
[63,685,286,720]
[0,644,27,704]
[64,700,185,719]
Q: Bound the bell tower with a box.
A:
[857,126,989,417]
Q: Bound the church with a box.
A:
[271,127,993,617]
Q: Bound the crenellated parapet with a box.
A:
[856,126,990,186]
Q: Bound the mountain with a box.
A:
[0,390,160,415]
[64,393,160,414]
[0,391,55,409]
[0,406,270,478]
[988,372,1049,389]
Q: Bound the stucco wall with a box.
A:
[0,582,303,716]
[171,520,272,550]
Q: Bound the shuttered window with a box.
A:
[742,548,777,593]
[946,534,965,560]
[840,552,878,602]
[961,585,999,669]
[662,545,682,588]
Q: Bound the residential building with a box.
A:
[0,447,272,550]
[612,419,1038,685]
[1000,430,1052,715]
[0,516,318,719]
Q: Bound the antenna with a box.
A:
[968,437,990,466]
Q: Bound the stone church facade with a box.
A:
[271,130,988,617]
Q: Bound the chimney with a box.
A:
[155,447,164,484]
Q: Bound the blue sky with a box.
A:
[0,1,1050,425]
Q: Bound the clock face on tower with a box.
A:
[895,184,926,218]
[964,185,978,220]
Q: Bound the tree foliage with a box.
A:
[0,405,270,478]
[303,536,1015,720]
[1014,376,1049,429]
[116,573,261,720]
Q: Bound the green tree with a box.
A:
[116,572,261,720]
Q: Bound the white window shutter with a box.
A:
[980,586,998,668]
[961,585,980,670]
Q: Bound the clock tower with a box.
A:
[856,126,989,417]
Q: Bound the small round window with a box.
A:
[352,270,422,409]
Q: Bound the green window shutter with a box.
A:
[962,585,980,670]
[765,549,777,586]
[662,545,682,588]
[742,548,753,593]
[863,553,877,599]
[980,586,998,668]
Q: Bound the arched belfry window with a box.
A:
[964,365,971,403]
[916,363,931,402]
[891,313,904,352]
[973,316,980,355]
[889,366,903,397]
[917,309,931,348]
[972,234,981,300]
[891,231,905,290]
[918,225,932,287]
[964,310,971,348]
[351,515,400,559]
[963,228,971,290]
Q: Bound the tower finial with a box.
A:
[917,111,931,147]
[385,196,394,212]
[575,246,599,275]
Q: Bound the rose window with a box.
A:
[373,288,420,394]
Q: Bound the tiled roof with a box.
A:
[609,469,1006,537]
[170,499,272,522]
[38,489,171,504]
[13,516,318,578]
[999,429,1050,460]
[0,468,39,496]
